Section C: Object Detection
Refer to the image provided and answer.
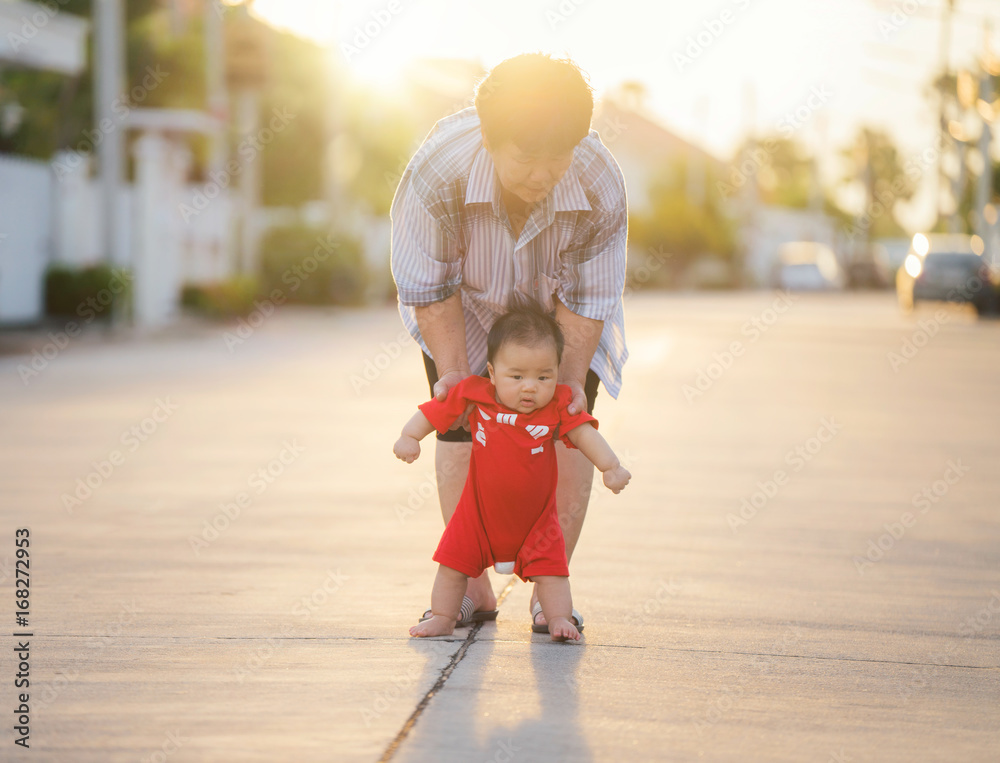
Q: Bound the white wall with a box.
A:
[0,145,237,326]
[0,154,50,323]
[743,206,837,287]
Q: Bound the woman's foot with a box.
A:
[530,588,545,629]
[410,614,455,637]
[466,571,498,613]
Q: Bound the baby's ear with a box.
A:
[486,362,495,383]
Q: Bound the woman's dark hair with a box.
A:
[475,53,593,156]
[487,295,564,365]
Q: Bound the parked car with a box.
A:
[896,233,998,314]
[770,241,846,291]
[872,237,912,280]
[846,246,891,289]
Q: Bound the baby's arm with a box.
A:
[565,423,631,493]
[393,411,437,463]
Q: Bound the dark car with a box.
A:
[896,234,998,314]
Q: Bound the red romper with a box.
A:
[419,376,598,582]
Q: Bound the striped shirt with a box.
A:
[390,108,628,398]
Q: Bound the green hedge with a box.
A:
[44,264,131,320]
[258,226,366,306]
[180,276,259,319]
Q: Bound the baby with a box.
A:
[393,299,631,641]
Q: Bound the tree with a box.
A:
[840,127,916,243]
[0,0,162,159]
[628,157,737,282]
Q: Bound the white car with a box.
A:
[771,242,846,291]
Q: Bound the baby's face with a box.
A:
[487,340,559,414]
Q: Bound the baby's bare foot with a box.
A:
[547,616,581,642]
[409,615,456,638]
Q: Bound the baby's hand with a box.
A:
[393,435,420,463]
[603,464,631,494]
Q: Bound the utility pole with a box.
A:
[740,82,758,286]
[810,113,827,216]
[974,20,994,260]
[224,1,267,275]
[687,97,708,206]
[205,0,228,177]
[94,0,125,274]
[936,0,956,231]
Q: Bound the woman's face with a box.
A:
[484,135,574,205]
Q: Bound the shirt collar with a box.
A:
[549,165,592,213]
[465,147,498,208]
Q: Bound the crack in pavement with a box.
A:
[379,577,519,762]
[39,634,997,670]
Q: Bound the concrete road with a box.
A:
[0,292,997,762]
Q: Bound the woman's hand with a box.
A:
[562,378,588,417]
[433,369,473,432]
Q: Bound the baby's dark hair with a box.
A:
[487,296,564,365]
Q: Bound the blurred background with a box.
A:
[1,0,1000,329]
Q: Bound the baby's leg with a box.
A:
[533,576,581,642]
[409,565,469,637]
